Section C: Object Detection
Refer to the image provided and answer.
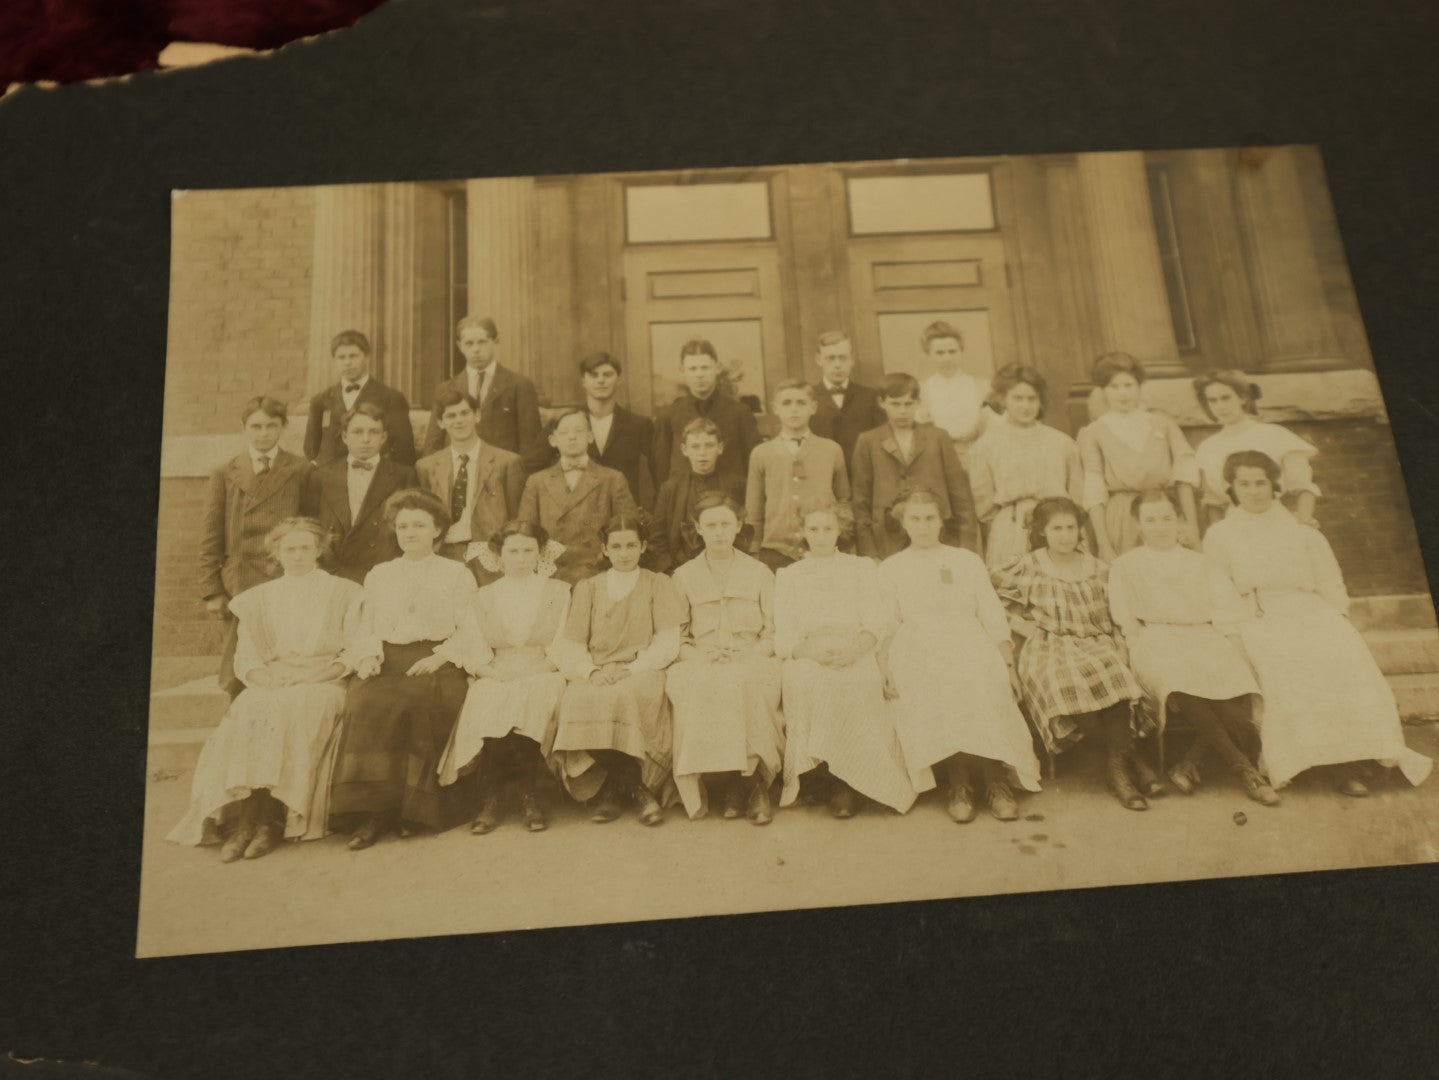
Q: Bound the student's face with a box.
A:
[696,506,740,552]
[581,363,619,402]
[1004,382,1042,426]
[243,410,285,452]
[500,533,540,577]
[440,402,478,443]
[549,413,594,458]
[1043,513,1081,555]
[880,394,919,430]
[394,509,442,554]
[773,388,817,431]
[342,415,388,461]
[680,354,719,398]
[1103,372,1142,412]
[1205,383,1247,425]
[604,530,645,572]
[802,510,841,556]
[333,344,370,383]
[681,433,722,475]
[900,501,943,548]
[816,341,855,386]
[275,529,321,576]
[1232,466,1276,514]
[458,326,497,370]
[1136,499,1179,550]
[927,336,964,377]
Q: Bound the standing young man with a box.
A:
[422,315,542,460]
[651,338,760,487]
[808,330,887,473]
[301,403,419,583]
[416,388,526,585]
[304,329,417,467]
[199,396,311,699]
[647,418,747,573]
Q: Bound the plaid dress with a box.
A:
[992,551,1144,754]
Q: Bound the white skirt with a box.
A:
[1127,623,1260,728]
[438,651,565,786]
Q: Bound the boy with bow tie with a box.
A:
[808,330,886,472]
[304,329,417,467]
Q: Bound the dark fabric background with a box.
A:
[1,1,1437,1076]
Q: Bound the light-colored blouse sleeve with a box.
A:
[1204,553,1251,636]
[1063,434,1085,506]
[1304,527,1350,615]
[748,562,777,658]
[1280,450,1320,498]
[347,568,386,667]
[1164,414,1201,488]
[231,591,268,686]
[1076,424,1108,510]
[543,592,574,673]
[967,436,998,524]
[332,581,366,676]
[772,564,802,660]
[556,577,598,680]
[447,600,493,676]
[1106,554,1140,639]
[970,555,1013,647]
[856,557,891,641]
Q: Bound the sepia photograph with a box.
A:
[138,145,1439,958]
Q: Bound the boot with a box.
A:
[220,823,255,863]
[986,782,1020,822]
[1332,764,1370,798]
[829,779,859,820]
[347,811,392,851]
[745,775,774,826]
[589,776,626,824]
[633,785,665,827]
[1107,745,1147,811]
[1239,767,1281,807]
[520,791,548,832]
[470,792,504,834]
[1127,750,1166,798]
[1169,759,1202,796]
[721,775,747,820]
[947,784,977,823]
[243,821,282,860]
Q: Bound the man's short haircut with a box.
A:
[681,417,723,444]
[240,395,288,425]
[920,320,964,352]
[435,387,480,417]
[456,314,499,342]
[330,329,372,356]
[679,338,718,364]
[551,405,591,429]
[770,377,816,404]
[815,330,850,351]
[880,373,922,401]
[579,351,622,377]
[343,401,388,433]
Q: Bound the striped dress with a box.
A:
[992,550,1145,755]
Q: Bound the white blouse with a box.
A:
[1194,417,1320,510]
[918,372,994,443]
[353,554,478,663]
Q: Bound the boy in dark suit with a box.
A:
[852,373,978,560]
[519,408,637,584]
[652,338,760,487]
[646,418,746,573]
[808,329,887,472]
[199,396,311,698]
[300,403,419,583]
[304,329,417,467]
[421,315,542,460]
[415,387,526,585]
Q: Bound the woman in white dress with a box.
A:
[438,520,570,835]
[1192,371,1320,531]
[968,363,1084,569]
[1204,450,1432,796]
[667,492,784,824]
[877,489,1042,824]
[1109,490,1278,806]
[774,500,918,818]
[168,517,363,861]
[552,513,684,827]
[915,319,996,468]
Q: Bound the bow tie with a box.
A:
[562,463,588,473]
[828,384,848,394]
[344,383,362,394]
[350,459,375,471]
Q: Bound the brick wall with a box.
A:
[152,477,225,661]
[163,187,315,438]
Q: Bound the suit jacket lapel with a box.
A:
[232,455,260,497]
[468,447,498,532]
[325,463,354,530]
[353,459,401,528]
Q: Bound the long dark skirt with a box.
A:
[328,640,476,831]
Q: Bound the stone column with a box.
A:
[1233,146,1345,371]
[306,184,384,397]
[1076,151,1187,378]
[381,185,423,401]
[465,177,536,377]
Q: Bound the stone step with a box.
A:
[1362,627,1439,676]
[147,727,213,775]
[1349,593,1438,632]
[1389,673,1439,724]
[150,655,223,693]
[149,675,229,731]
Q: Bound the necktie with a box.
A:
[350,459,374,471]
[256,455,271,475]
[452,454,469,520]
[344,383,362,394]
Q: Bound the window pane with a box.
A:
[626,182,772,244]
[848,173,995,235]
[876,309,996,379]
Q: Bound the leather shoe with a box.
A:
[947,784,977,824]
[347,815,386,851]
[1108,758,1148,811]
[1336,775,1370,798]
[520,792,548,832]
[220,824,255,864]
[745,779,774,826]
[987,783,1020,822]
[243,822,282,860]
[589,784,625,824]
[1128,752,1166,798]
[1169,760,1202,796]
[1240,769,1281,806]
[471,794,504,834]
[633,785,665,827]
[829,782,859,819]
[721,778,747,820]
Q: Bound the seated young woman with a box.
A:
[328,489,479,850]
[437,520,571,834]
[775,499,918,818]
[551,513,685,826]
[666,492,785,824]
[168,516,363,861]
[1203,450,1432,796]
[876,488,1040,823]
[992,497,1159,811]
[1108,489,1277,806]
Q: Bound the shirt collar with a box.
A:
[451,441,481,464]
[249,447,278,464]
[343,374,370,391]
[824,381,849,393]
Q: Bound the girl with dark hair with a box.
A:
[1203,451,1431,796]
[1077,353,1200,559]
[877,489,1040,823]
[774,499,917,819]
[1109,490,1277,806]
[169,517,364,861]
[329,489,479,849]
[667,492,785,824]
[438,520,571,834]
[968,363,1084,568]
[1192,370,1320,529]
[992,497,1158,810]
[550,514,685,826]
